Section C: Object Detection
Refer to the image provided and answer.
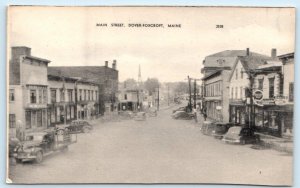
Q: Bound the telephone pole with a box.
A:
[194,80,197,109]
[187,76,192,112]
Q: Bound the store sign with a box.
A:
[255,99,275,106]
[253,90,263,101]
[274,95,289,105]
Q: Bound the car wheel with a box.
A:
[35,151,43,164]
[240,139,246,145]
[82,127,90,133]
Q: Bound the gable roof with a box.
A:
[204,50,271,68]
[228,55,272,81]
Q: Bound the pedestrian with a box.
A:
[193,107,198,123]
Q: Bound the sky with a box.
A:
[8,6,295,82]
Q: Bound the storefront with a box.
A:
[205,100,222,122]
[254,104,293,138]
[229,100,247,125]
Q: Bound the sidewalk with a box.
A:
[256,133,293,154]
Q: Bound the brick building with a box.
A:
[48,60,118,115]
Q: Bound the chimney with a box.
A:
[11,46,31,60]
[105,61,108,67]
[246,48,250,56]
[112,60,117,70]
[271,48,277,59]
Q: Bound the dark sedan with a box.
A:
[172,111,195,120]
[222,126,260,145]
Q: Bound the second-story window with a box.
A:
[60,89,65,102]
[84,90,86,100]
[231,87,233,99]
[30,90,37,103]
[9,89,15,102]
[38,89,42,104]
[240,68,243,79]
[43,89,47,104]
[124,94,127,100]
[258,78,264,91]
[68,89,73,102]
[95,91,98,101]
[50,89,56,103]
[235,87,238,99]
[269,77,275,98]
[79,89,82,101]
[240,86,243,99]
[236,70,238,80]
[289,82,294,102]
[88,90,90,101]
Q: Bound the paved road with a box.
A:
[8,106,292,185]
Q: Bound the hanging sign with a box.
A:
[253,90,263,101]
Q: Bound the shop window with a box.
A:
[269,78,275,98]
[9,114,16,128]
[289,82,294,102]
[25,111,31,129]
[9,89,15,102]
[37,110,42,127]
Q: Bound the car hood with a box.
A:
[20,141,42,148]
[223,133,241,140]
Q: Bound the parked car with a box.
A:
[9,137,20,157]
[13,129,76,163]
[56,120,93,134]
[172,111,195,120]
[222,126,260,145]
[147,108,157,117]
[211,122,236,139]
[134,112,146,121]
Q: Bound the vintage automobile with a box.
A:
[134,112,147,121]
[172,111,195,120]
[13,129,76,163]
[56,120,93,134]
[172,106,187,114]
[211,122,237,139]
[147,108,157,117]
[222,126,260,145]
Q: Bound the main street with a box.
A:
[8,105,292,185]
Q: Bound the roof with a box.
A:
[278,52,294,59]
[48,66,118,84]
[228,55,273,81]
[48,74,99,86]
[25,55,51,63]
[203,50,271,68]
[202,70,222,80]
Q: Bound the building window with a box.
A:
[289,82,294,102]
[269,78,275,98]
[95,91,98,101]
[37,110,42,127]
[43,89,47,104]
[124,94,127,100]
[240,86,243,99]
[236,70,238,80]
[91,91,94,101]
[235,87,238,99]
[9,89,15,102]
[240,68,243,79]
[258,78,264,91]
[25,111,31,129]
[38,89,42,104]
[231,87,233,99]
[279,75,284,96]
[60,89,65,102]
[50,89,56,103]
[68,89,73,102]
[84,90,86,100]
[30,90,37,103]
[79,89,82,101]
[88,90,90,101]
[9,114,16,128]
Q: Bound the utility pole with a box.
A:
[194,80,197,109]
[167,84,170,106]
[157,86,160,111]
[188,76,192,112]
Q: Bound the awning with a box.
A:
[264,104,294,112]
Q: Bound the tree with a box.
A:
[144,78,160,95]
[174,82,189,94]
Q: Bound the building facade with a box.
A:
[9,47,50,139]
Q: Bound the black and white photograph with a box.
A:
[7,6,295,185]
